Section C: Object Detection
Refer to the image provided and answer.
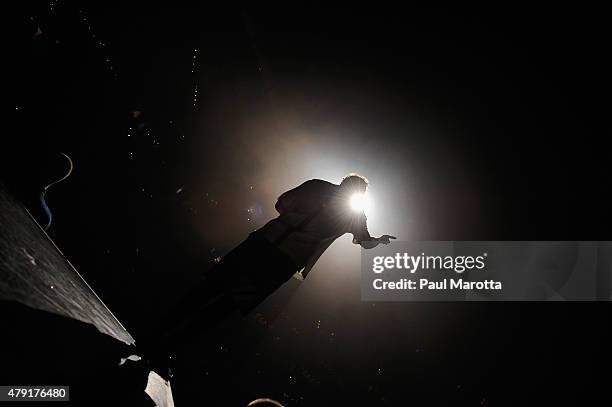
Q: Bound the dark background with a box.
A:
[4,1,610,406]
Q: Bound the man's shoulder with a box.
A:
[279,179,337,202]
[301,179,337,190]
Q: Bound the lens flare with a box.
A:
[349,193,370,212]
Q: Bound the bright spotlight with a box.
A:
[349,193,370,212]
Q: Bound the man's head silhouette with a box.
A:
[340,173,369,212]
[340,173,368,194]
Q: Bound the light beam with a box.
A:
[349,193,370,213]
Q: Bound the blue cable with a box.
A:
[40,152,73,231]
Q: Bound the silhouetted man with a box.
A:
[161,174,395,349]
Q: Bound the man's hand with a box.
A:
[377,235,397,245]
[359,235,397,249]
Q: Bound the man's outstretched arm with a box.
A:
[351,213,396,249]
